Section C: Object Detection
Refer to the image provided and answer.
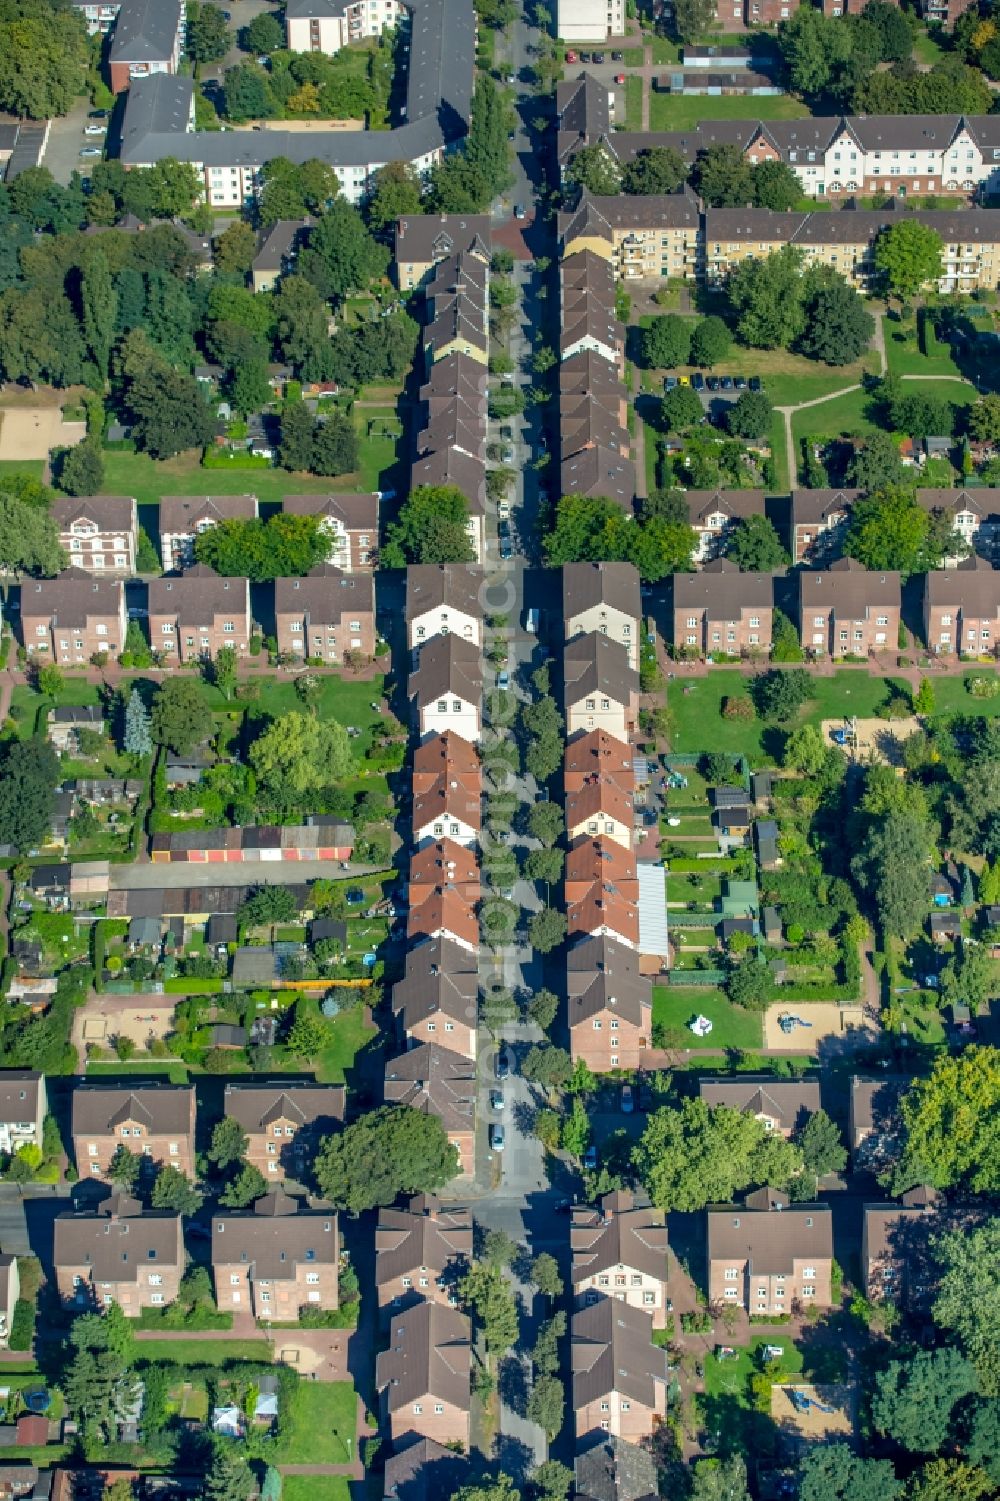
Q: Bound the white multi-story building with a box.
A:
[285,0,403,54]
[557,0,625,41]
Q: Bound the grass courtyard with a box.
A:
[282,1482,351,1501]
[271,1381,357,1465]
[653,985,764,1050]
[649,90,809,132]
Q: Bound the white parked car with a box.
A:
[84,124,107,136]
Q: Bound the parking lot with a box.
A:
[42,98,100,186]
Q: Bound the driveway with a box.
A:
[44,98,101,186]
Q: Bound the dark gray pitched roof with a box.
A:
[575,1433,659,1501]
[147,566,250,624]
[377,1301,471,1413]
[708,1199,832,1271]
[563,562,641,623]
[409,633,483,708]
[674,559,772,615]
[406,565,485,622]
[799,557,900,615]
[564,631,639,704]
[567,935,651,1028]
[0,1072,43,1126]
[109,0,181,61]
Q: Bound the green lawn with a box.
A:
[100,451,335,509]
[883,316,962,379]
[654,986,763,1049]
[704,1336,803,1404]
[88,1061,190,1082]
[649,35,679,62]
[272,1381,357,1465]
[649,91,808,131]
[768,410,789,494]
[624,76,643,130]
[0,460,44,483]
[282,1481,352,1501]
[316,1002,378,1084]
[134,1338,272,1365]
[20,912,89,966]
[912,27,947,64]
[666,872,722,904]
[791,381,973,455]
[353,404,403,492]
[190,673,387,759]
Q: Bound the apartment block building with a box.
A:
[0,1073,47,1158]
[285,0,403,55]
[566,776,635,851]
[790,488,862,563]
[571,1190,670,1327]
[51,496,137,576]
[862,1186,940,1308]
[282,493,379,571]
[406,565,484,652]
[924,557,1000,655]
[560,250,625,367]
[377,1301,471,1449]
[559,189,702,283]
[699,1077,821,1137]
[564,632,639,741]
[556,0,626,41]
[383,1044,475,1174]
[108,0,183,91]
[849,1075,909,1166]
[147,567,251,663]
[213,1191,339,1318]
[375,1194,473,1311]
[571,1298,669,1442]
[567,935,652,1071]
[159,494,259,573]
[409,635,483,743]
[21,572,127,665]
[393,214,491,291]
[409,840,480,910]
[673,560,774,657]
[560,447,637,513]
[119,0,474,207]
[222,1083,345,1183]
[683,490,766,563]
[392,935,479,1058]
[54,1195,183,1314]
[275,567,376,662]
[557,92,1000,203]
[798,559,900,657]
[71,1084,196,1180]
[406,883,479,955]
[707,1188,833,1314]
[563,562,641,669]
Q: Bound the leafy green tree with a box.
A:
[524,847,564,885]
[208,1116,248,1171]
[907,1461,995,1501]
[313,1107,459,1211]
[151,1166,202,1216]
[934,1220,1000,1394]
[214,220,257,276]
[565,144,621,196]
[531,1461,572,1501]
[875,220,944,302]
[689,1456,751,1501]
[778,5,854,97]
[186,2,229,62]
[531,1253,563,1300]
[913,677,935,715]
[642,315,691,369]
[726,956,771,1011]
[965,1397,1000,1482]
[221,1162,268,1208]
[662,384,705,433]
[796,1109,847,1178]
[56,441,105,498]
[460,1262,519,1353]
[751,668,811,720]
[119,332,217,460]
[632,1099,802,1211]
[529,907,567,954]
[622,147,686,195]
[846,431,906,492]
[894,1047,1000,1194]
[728,246,807,349]
[279,400,317,472]
[0,8,89,119]
[527,988,560,1032]
[311,412,358,477]
[798,1445,902,1501]
[560,1096,591,1159]
[969,394,1000,444]
[299,199,389,304]
[482,1229,517,1268]
[852,809,930,940]
[527,1374,564,1440]
[690,315,732,369]
[0,738,60,852]
[695,143,753,207]
[382,486,475,567]
[364,161,423,233]
[0,493,65,576]
[249,712,352,797]
[753,159,802,211]
[151,679,214,755]
[522,1045,573,1089]
[108,1144,140,1191]
[799,282,875,365]
[223,63,276,122]
[673,0,715,36]
[204,1443,254,1501]
[239,885,298,926]
[871,1347,976,1453]
[527,803,564,845]
[453,1477,520,1501]
[725,391,774,441]
[782,723,826,774]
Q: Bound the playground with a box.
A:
[821,716,920,768]
[763,1002,877,1053]
[771,1383,856,1455]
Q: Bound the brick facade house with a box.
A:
[707,1187,833,1314]
[21,571,128,664]
[51,495,138,576]
[375,1194,473,1311]
[158,495,258,573]
[571,1190,670,1328]
[212,1189,339,1319]
[71,1083,196,1181]
[147,567,251,663]
[222,1082,345,1183]
[275,567,376,662]
[567,935,652,1070]
[571,1298,669,1441]
[377,1301,471,1449]
[798,559,900,657]
[673,561,774,657]
[54,1194,183,1315]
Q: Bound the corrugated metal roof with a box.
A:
[637,863,669,957]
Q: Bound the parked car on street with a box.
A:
[490,1124,506,1151]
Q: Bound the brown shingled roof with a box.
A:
[392,937,479,1032]
[563,561,641,625]
[147,566,249,625]
[571,1298,669,1411]
[406,565,485,623]
[375,1195,473,1288]
[212,1195,338,1278]
[698,1076,821,1132]
[383,1043,475,1134]
[409,634,483,710]
[571,1190,668,1285]
[54,1201,183,1284]
[71,1083,194,1137]
[564,632,639,705]
[223,1082,345,1133]
[673,559,773,616]
[925,557,1000,617]
[274,566,373,622]
[377,1301,471,1413]
[567,935,651,1029]
[799,557,900,616]
[707,1199,832,1274]
[23,570,124,629]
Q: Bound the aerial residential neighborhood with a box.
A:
[0,0,999,1497]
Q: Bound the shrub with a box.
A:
[722,695,755,720]
[967,673,1000,698]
